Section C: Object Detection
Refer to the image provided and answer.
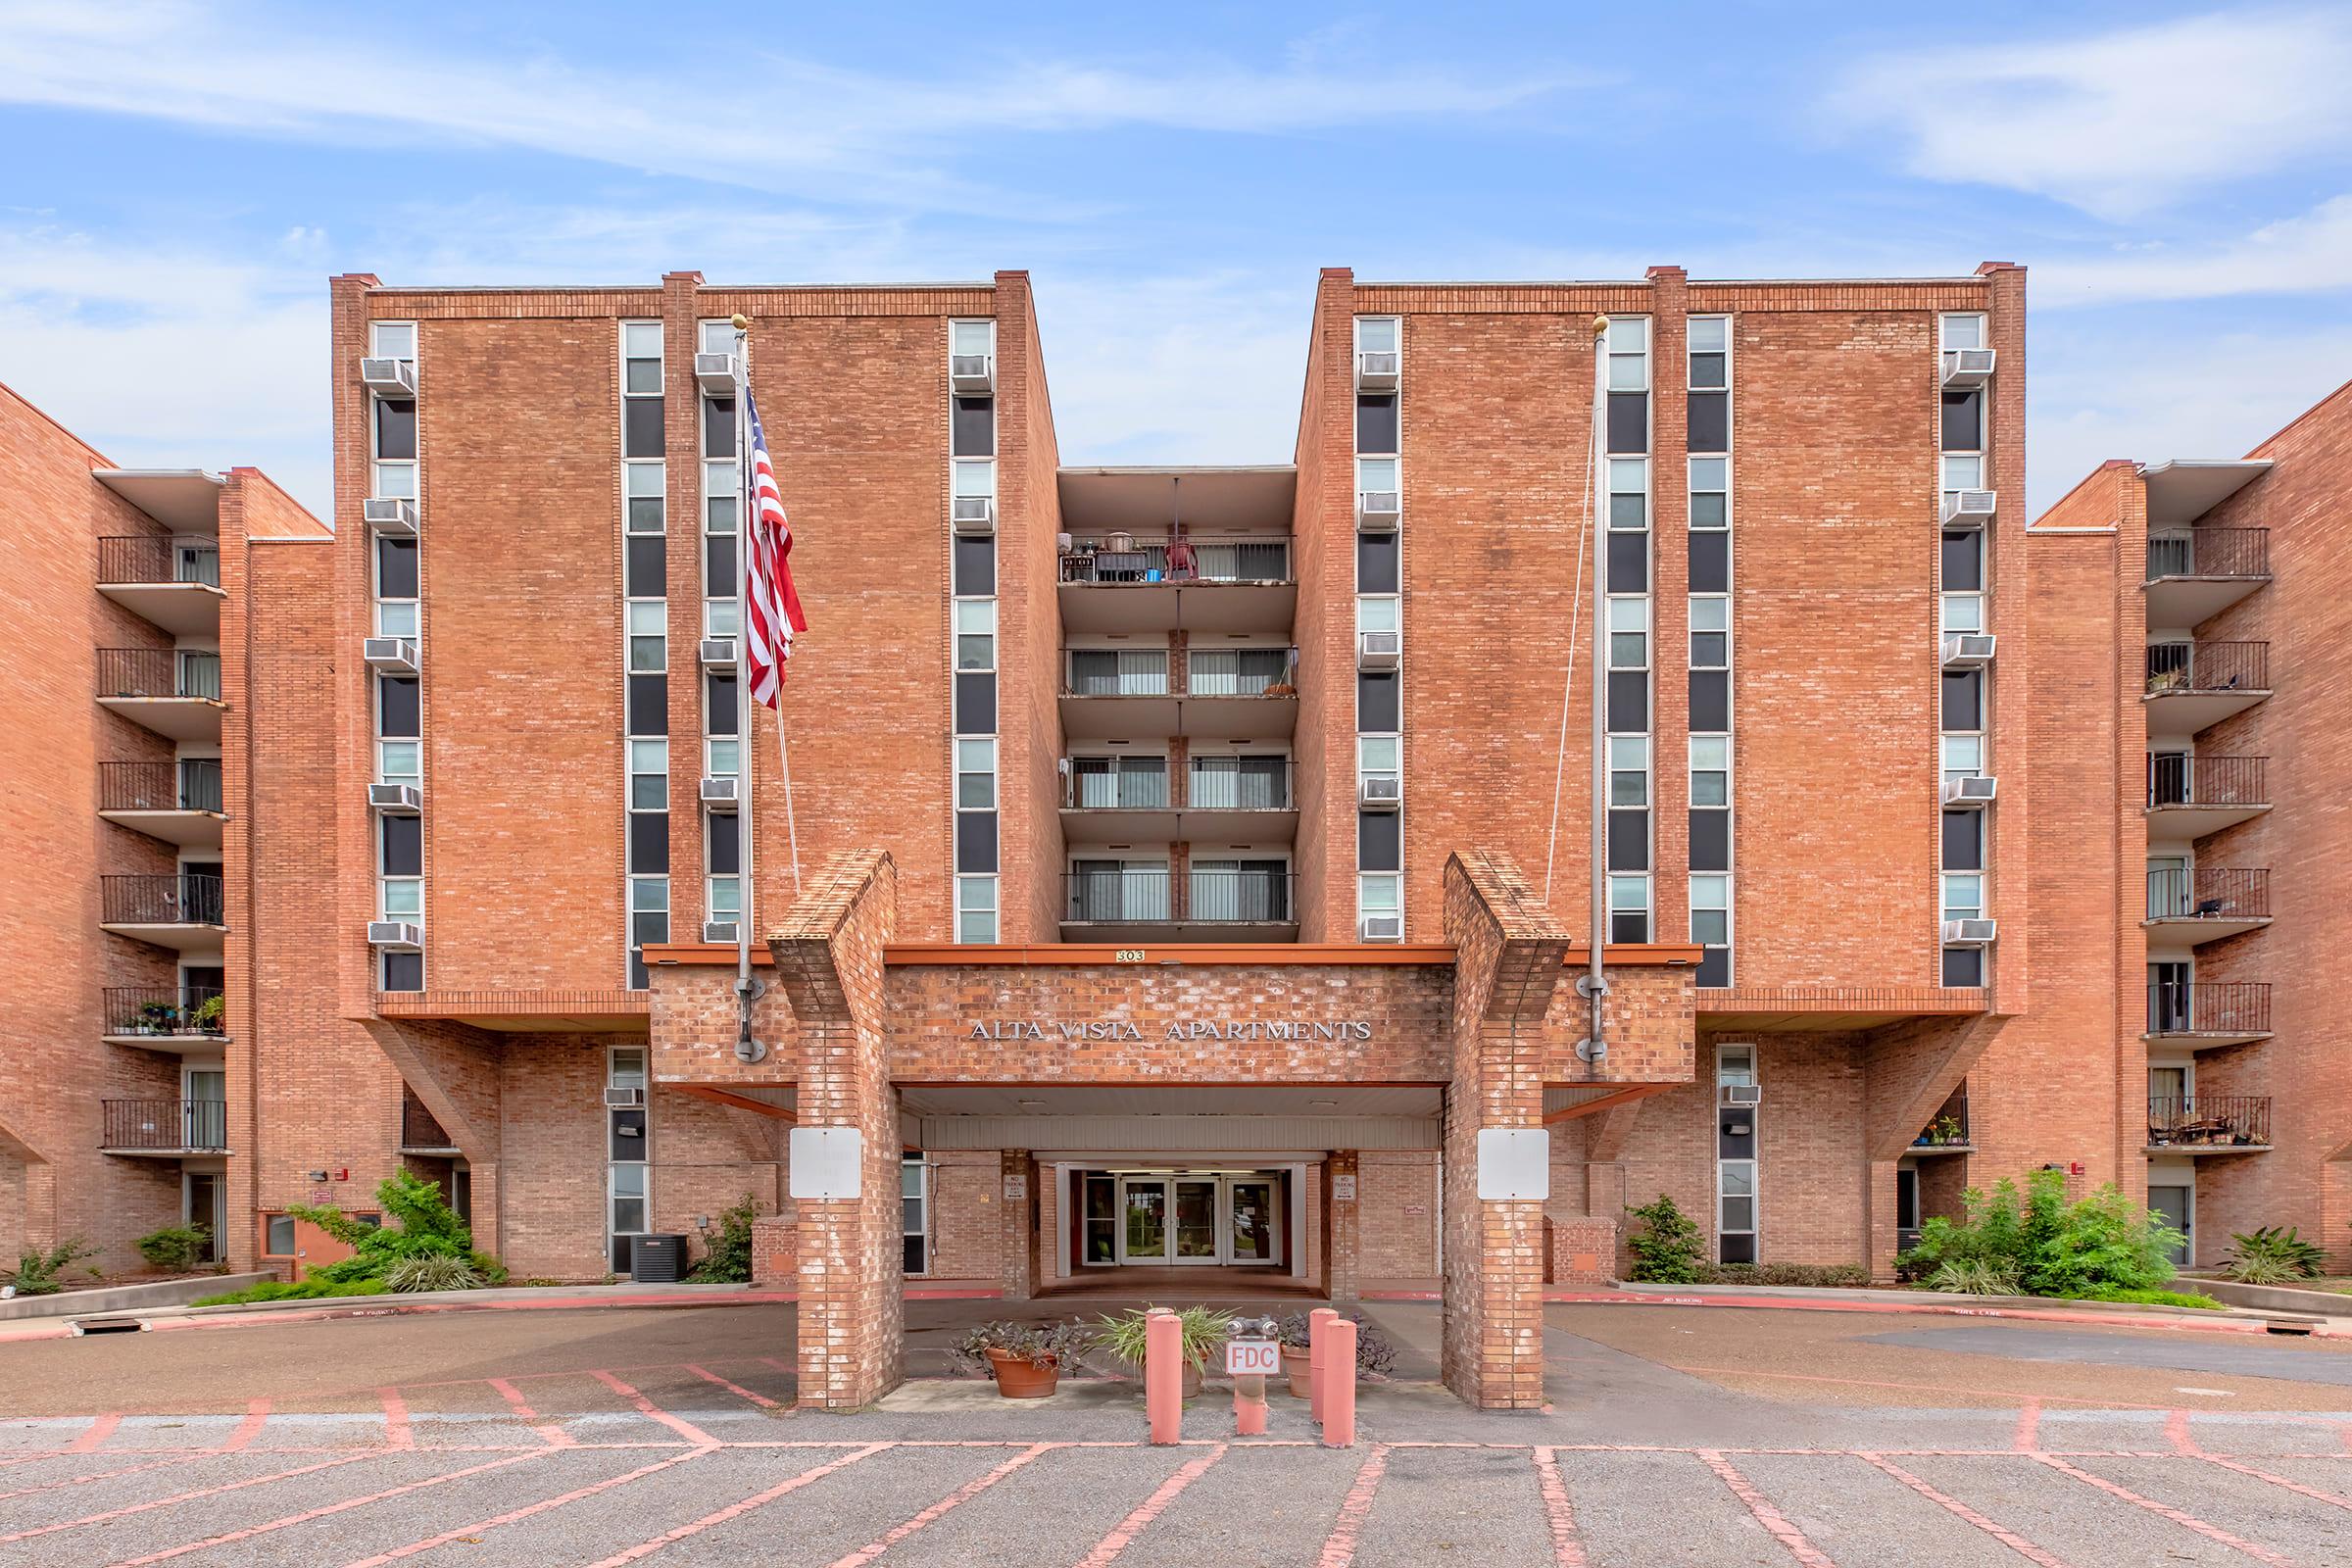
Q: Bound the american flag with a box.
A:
[743,390,807,708]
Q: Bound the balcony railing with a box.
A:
[98,760,223,814]
[1909,1093,1971,1149]
[1065,868,1296,924]
[1067,651,1171,696]
[2147,980,2270,1036]
[2146,754,2266,809]
[2146,528,2268,582]
[2146,867,2269,921]
[2144,641,2269,695]
[104,985,226,1038]
[2147,1095,2270,1148]
[102,872,225,927]
[1186,648,1295,696]
[1058,535,1292,585]
[97,649,222,701]
[401,1091,456,1151]
[102,1098,227,1152]
[1186,759,1295,809]
[1064,764,1170,809]
[98,536,220,587]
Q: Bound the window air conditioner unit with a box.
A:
[694,352,737,394]
[952,495,997,535]
[363,636,419,673]
[700,636,738,669]
[1355,349,1399,393]
[1940,348,1996,388]
[1358,774,1401,808]
[604,1087,646,1108]
[1940,632,1996,668]
[1940,490,1996,527]
[950,353,996,395]
[1941,917,1997,945]
[700,776,740,810]
[360,357,416,396]
[1356,490,1400,531]
[1357,629,1402,670]
[1719,1084,1763,1107]
[1359,913,1404,943]
[367,919,422,951]
[1940,774,1998,808]
[702,920,740,944]
[363,498,418,535]
[368,782,423,814]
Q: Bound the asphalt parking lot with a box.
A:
[1,1298,2347,1565]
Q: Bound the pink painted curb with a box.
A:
[1529,1287,2336,1337]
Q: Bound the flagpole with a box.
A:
[731,316,757,1037]
[777,689,803,894]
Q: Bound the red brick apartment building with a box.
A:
[2,263,2341,1406]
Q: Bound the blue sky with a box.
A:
[4,1,2350,517]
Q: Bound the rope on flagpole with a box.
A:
[776,698,802,895]
[1544,319,1601,909]
[730,313,761,1062]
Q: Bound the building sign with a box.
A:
[1003,1174,1027,1201]
[967,1017,1375,1044]
[1333,1174,1357,1202]
[1226,1340,1281,1377]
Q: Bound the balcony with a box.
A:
[97,760,226,848]
[1058,758,1298,845]
[2143,642,2269,733]
[2146,1095,2271,1153]
[100,872,226,951]
[1059,649,1298,743]
[102,985,226,1051]
[1906,1091,1972,1155]
[96,649,223,741]
[96,537,224,635]
[2144,867,2271,945]
[2144,527,2270,624]
[100,1098,227,1156]
[2146,981,2271,1048]
[400,1090,460,1153]
[1060,868,1298,943]
[2145,754,2268,838]
[1056,533,1296,635]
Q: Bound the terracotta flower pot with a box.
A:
[1181,1360,1203,1398]
[984,1347,1061,1399]
[1281,1345,1315,1398]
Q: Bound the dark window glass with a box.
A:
[1718,1110,1754,1159]
[1940,529,1982,592]
[704,396,735,459]
[629,811,669,874]
[1690,531,1731,593]
[1690,491,1727,528]
[610,1108,646,1161]
[1358,809,1400,872]
[1941,390,1984,454]
[1692,632,1728,668]
[374,399,416,461]
[1607,391,1648,455]
[953,535,996,596]
[1941,946,1984,987]
[1606,670,1648,731]
[955,671,996,735]
[1687,392,1730,454]
[708,810,740,875]
[378,675,419,738]
[1690,670,1730,733]
[1607,532,1648,593]
[705,534,736,596]
[1356,532,1399,595]
[380,813,422,877]
[1610,909,1650,944]
[1720,1232,1756,1264]
[1608,491,1648,530]
[627,536,666,598]
[375,536,417,599]
[1696,946,1731,987]
[706,673,738,735]
[1941,670,1982,732]
[1357,671,1399,732]
[627,674,668,737]
[1607,808,1649,871]
[1690,808,1730,871]
[622,397,665,459]
[1689,353,1726,391]
[952,397,996,458]
[956,809,998,873]
[1355,394,1398,455]
[1942,809,1983,871]
[381,952,423,992]
[628,492,664,532]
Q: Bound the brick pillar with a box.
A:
[1000,1151,1034,1299]
[774,851,900,1411]
[1326,1152,1361,1302]
[1865,1159,1901,1280]
[1860,1012,2008,1277]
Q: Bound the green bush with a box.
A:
[192,1278,386,1306]
[2079,1286,2224,1310]
[688,1194,760,1283]
[1903,1170,2180,1300]
[1624,1195,1705,1284]
[134,1224,213,1271]
[383,1253,484,1294]
[1695,1262,1874,1289]
[2226,1226,2327,1281]
[1926,1258,2021,1296]
[292,1170,503,1286]
[3,1240,100,1296]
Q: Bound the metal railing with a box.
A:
[402,1091,456,1150]
[2146,528,2269,582]
[1064,869,1297,924]
[2146,867,2269,921]
[102,1099,227,1152]
[101,872,225,927]
[1185,758,1295,809]
[1185,648,1296,696]
[96,649,222,701]
[1063,763,1170,809]
[2147,980,2270,1036]
[2146,754,2266,808]
[2147,1095,2270,1147]
[98,760,222,813]
[1910,1093,1971,1148]
[1066,651,1172,696]
[1058,535,1292,585]
[2144,641,2269,695]
[98,536,220,587]
[103,985,225,1037]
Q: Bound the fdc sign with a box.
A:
[1226,1340,1281,1377]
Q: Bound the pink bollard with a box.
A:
[1146,1308,1183,1445]
[1234,1373,1267,1436]
[1323,1317,1356,1448]
[1307,1306,1339,1426]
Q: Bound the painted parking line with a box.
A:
[332,1447,710,1567]
[581,1444,891,1568]
[589,1368,720,1446]
[1698,1449,1839,1568]
[0,1451,378,1546]
[2192,1453,2352,1514]
[684,1361,783,1409]
[487,1376,578,1446]
[0,1450,213,1502]
[1858,1453,2074,1568]
[376,1387,414,1449]
[1531,1446,1589,1567]
[1316,1443,1391,1568]
[823,1443,1056,1568]
[224,1398,271,1451]
[1074,1442,1228,1567]
[2032,1452,2297,1567]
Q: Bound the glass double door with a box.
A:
[1107,1174,1279,1265]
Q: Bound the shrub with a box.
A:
[946,1318,1093,1375]
[2227,1226,2327,1281]
[1624,1195,1705,1284]
[2226,1255,2308,1287]
[383,1253,484,1294]
[1272,1310,1399,1377]
[2080,1286,2224,1310]
[1902,1170,2178,1301]
[1696,1262,1873,1289]
[1927,1258,2021,1296]
[1095,1305,1234,1372]
[192,1278,386,1306]
[293,1170,503,1286]
[3,1240,100,1297]
[688,1194,760,1283]
[134,1224,213,1271]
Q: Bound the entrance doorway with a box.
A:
[1082,1170,1287,1268]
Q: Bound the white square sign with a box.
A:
[1475,1128,1550,1200]
[788,1127,863,1199]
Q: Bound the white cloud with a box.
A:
[2034,194,2352,304]
[1833,8,2352,218]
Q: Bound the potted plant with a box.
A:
[137,1001,178,1035]
[1272,1310,1399,1396]
[190,994,225,1034]
[947,1319,1091,1399]
[1095,1304,1234,1397]
[1932,1115,1965,1147]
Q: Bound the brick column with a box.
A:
[1860,1012,2008,1276]
[1326,1152,1361,1302]
[772,851,900,1411]
[999,1151,1034,1298]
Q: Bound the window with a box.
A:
[697,318,734,358]
[1357,595,1399,634]
[1607,598,1648,668]
[621,321,664,458]
[626,600,667,672]
[1690,735,1729,806]
[1605,316,1648,390]
[1355,394,1398,455]
[1069,647,1168,696]
[1717,1043,1754,1087]
[1188,647,1287,697]
[380,875,421,920]
[1608,874,1650,943]
[708,874,740,925]
[624,461,665,534]
[951,318,994,363]
[370,321,416,365]
[381,951,423,992]
[1608,736,1649,808]
[1359,734,1399,791]
[628,877,669,956]
[1941,734,1984,785]
[1689,456,1728,529]
[1941,670,1983,732]
[1941,873,1984,924]
[368,331,416,501]
[957,739,997,808]
[264,1213,297,1255]
[1356,530,1399,595]
[1690,596,1728,668]
[374,536,418,638]
[1071,753,1166,808]
[955,599,997,670]
[903,1159,929,1276]
[1358,670,1399,732]
[956,874,998,943]
[954,535,996,597]
[629,739,668,810]
[1358,872,1400,919]
[1941,528,1984,634]
[377,676,418,737]
[377,739,420,788]
[1939,314,1985,353]
[1942,946,1984,987]
[1356,455,1398,500]
[1687,315,1730,455]
[1355,316,1398,357]
[1943,809,1983,873]
[953,458,996,504]
[1690,872,1731,982]
[1607,458,1649,531]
